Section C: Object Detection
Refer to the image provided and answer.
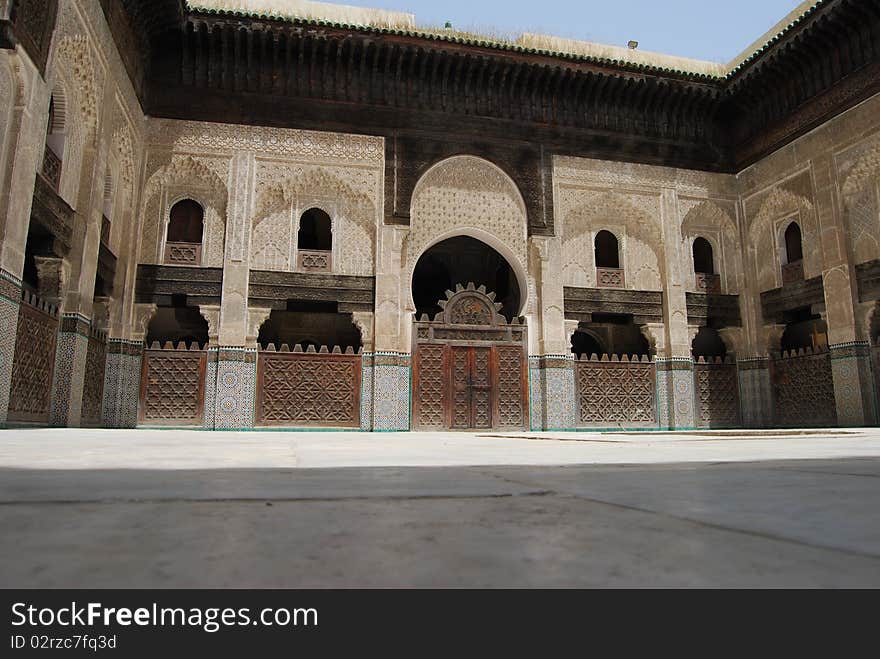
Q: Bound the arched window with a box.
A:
[692,237,715,274]
[784,222,803,264]
[167,199,204,244]
[298,208,332,251]
[164,199,204,265]
[595,230,620,269]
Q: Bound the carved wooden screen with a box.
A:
[8,294,59,424]
[256,349,361,427]
[575,356,656,427]
[694,359,741,429]
[81,330,107,426]
[139,345,207,426]
[412,283,528,431]
[772,349,837,427]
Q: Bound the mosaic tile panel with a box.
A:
[371,354,410,431]
[202,351,218,430]
[0,295,20,425]
[830,343,877,426]
[360,356,374,431]
[213,354,257,430]
[544,360,576,430]
[50,320,89,427]
[528,361,545,431]
[656,359,694,430]
[202,348,257,430]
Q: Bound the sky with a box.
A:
[319,0,805,63]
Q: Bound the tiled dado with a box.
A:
[102,340,143,428]
[50,313,91,427]
[360,353,374,431]
[737,357,772,428]
[529,355,576,431]
[0,269,22,424]
[655,358,695,430]
[829,342,877,427]
[370,352,411,432]
[204,347,257,430]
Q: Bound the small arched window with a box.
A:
[784,222,803,264]
[298,208,332,251]
[692,237,715,274]
[595,230,620,269]
[167,199,204,244]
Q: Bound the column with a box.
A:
[102,303,153,429]
[206,152,257,430]
[814,155,878,426]
[352,311,375,431]
[0,51,48,424]
[655,189,696,430]
[48,118,106,427]
[370,225,410,431]
[528,235,575,431]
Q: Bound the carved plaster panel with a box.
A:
[406,155,529,303]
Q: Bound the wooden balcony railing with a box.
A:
[695,272,721,293]
[164,242,202,266]
[297,249,332,272]
[596,267,625,289]
[781,260,804,286]
[41,145,62,191]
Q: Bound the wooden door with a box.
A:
[449,346,494,430]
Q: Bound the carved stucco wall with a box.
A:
[138,155,229,266]
[742,171,820,293]
[558,188,663,291]
[0,58,13,201]
[251,163,378,276]
[40,0,145,333]
[139,120,383,278]
[680,199,743,294]
[837,135,880,266]
[554,156,738,294]
[45,0,106,210]
[406,155,530,310]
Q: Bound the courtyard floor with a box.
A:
[1,427,879,587]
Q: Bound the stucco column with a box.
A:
[0,51,48,425]
[656,189,695,430]
[205,151,257,430]
[352,311,375,430]
[50,139,106,427]
[813,156,877,426]
[735,197,776,428]
[528,235,575,430]
[100,200,146,429]
[370,225,410,431]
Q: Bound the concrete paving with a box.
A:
[1,426,880,469]
[1,428,879,587]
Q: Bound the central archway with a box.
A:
[413,236,522,321]
[411,235,528,431]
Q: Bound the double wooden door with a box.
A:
[413,344,527,431]
[449,346,494,429]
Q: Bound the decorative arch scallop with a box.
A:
[406,155,530,316]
